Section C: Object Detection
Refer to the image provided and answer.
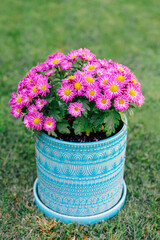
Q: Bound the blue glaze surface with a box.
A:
[33,178,127,224]
[34,117,127,218]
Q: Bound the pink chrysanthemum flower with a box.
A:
[44,69,56,76]
[28,104,38,114]
[97,59,109,68]
[98,74,111,89]
[11,105,22,119]
[78,49,96,62]
[129,74,141,90]
[72,78,85,96]
[82,61,100,72]
[96,68,106,76]
[43,117,56,131]
[68,102,85,117]
[58,83,75,102]
[84,84,101,102]
[95,94,111,110]
[29,112,44,130]
[37,78,51,97]
[24,114,32,129]
[125,85,140,103]
[35,98,47,110]
[83,73,96,86]
[62,75,76,84]
[66,50,79,62]
[137,93,145,107]
[60,60,72,70]
[47,52,65,67]
[9,92,25,107]
[113,71,130,86]
[28,85,39,98]
[104,79,123,98]
[115,63,131,74]
[114,96,129,111]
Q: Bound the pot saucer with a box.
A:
[33,178,127,224]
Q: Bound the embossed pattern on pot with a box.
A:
[35,121,127,216]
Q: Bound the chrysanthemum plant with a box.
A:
[9,48,145,139]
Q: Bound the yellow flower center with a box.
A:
[116,75,125,82]
[71,55,76,59]
[41,86,46,91]
[74,107,79,111]
[17,97,22,103]
[82,52,86,55]
[29,79,32,83]
[101,99,107,104]
[129,89,136,97]
[102,79,107,85]
[40,101,43,105]
[119,99,124,104]
[86,76,94,83]
[16,108,20,113]
[68,75,75,79]
[27,96,30,101]
[118,68,124,72]
[64,88,71,96]
[32,86,37,93]
[53,59,59,64]
[131,78,137,84]
[89,90,95,96]
[88,65,95,70]
[74,82,81,90]
[47,121,52,125]
[86,57,90,60]
[33,117,40,124]
[110,84,118,92]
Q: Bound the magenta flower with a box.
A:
[29,112,44,130]
[8,92,25,107]
[104,79,123,98]
[95,94,111,110]
[83,73,96,86]
[28,104,38,114]
[44,70,56,76]
[43,117,56,131]
[137,93,145,107]
[98,74,111,89]
[28,85,39,98]
[24,114,32,129]
[114,96,129,111]
[60,60,72,70]
[125,85,140,103]
[11,105,22,119]
[115,63,131,74]
[35,98,47,110]
[37,77,51,97]
[46,52,65,68]
[58,83,75,102]
[84,84,101,102]
[82,61,100,72]
[66,50,79,62]
[68,102,85,117]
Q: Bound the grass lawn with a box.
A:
[0,0,160,239]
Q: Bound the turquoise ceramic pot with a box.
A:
[33,117,127,224]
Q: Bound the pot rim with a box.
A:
[39,115,127,146]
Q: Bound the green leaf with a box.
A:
[48,129,57,137]
[119,111,125,124]
[56,120,70,134]
[72,117,85,135]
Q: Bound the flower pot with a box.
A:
[33,117,127,224]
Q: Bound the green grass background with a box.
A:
[0,0,160,239]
